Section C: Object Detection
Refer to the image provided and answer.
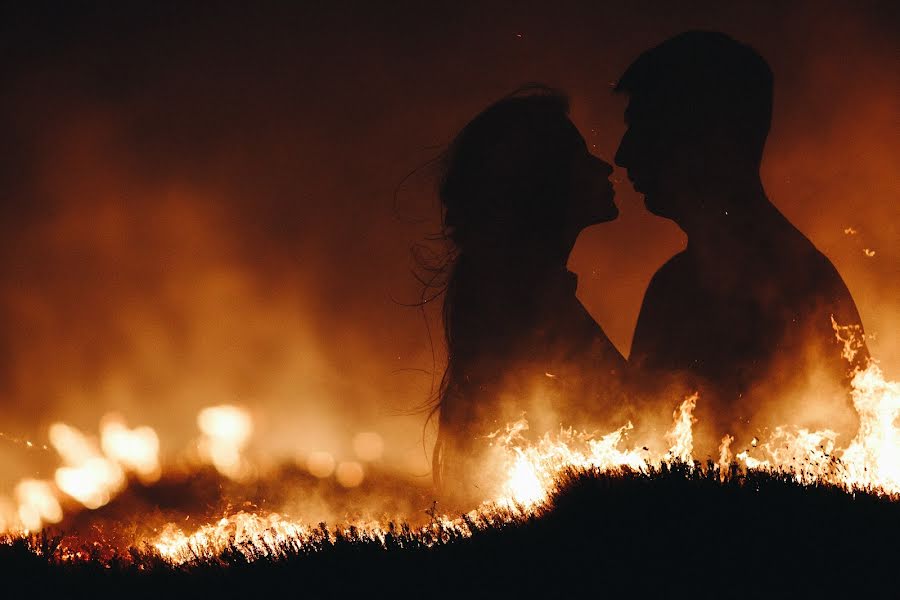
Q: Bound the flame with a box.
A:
[718,434,734,481]
[666,393,698,462]
[1,318,899,574]
[737,426,838,484]
[140,350,898,567]
[49,423,125,510]
[3,351,891,568]
[140,393,713,565]
[137,337,900,566]
[100,415,161,483]
[147,505,511,565]
[494,419,650,508]
[0,415,161,532]
[153,511,310,563]
[833,360,900,489]
[734,320,899,491]
[14,480,63,531]
[490,321,899,511]
[197,405,253,480]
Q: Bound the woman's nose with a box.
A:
[614,133,630,168]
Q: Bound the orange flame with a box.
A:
[1,320,897,573]
[197,405,253,480]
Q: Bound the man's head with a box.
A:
[614,31,773,223]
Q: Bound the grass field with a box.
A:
[3,462,898,597]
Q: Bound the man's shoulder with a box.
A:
[781,235,854,298]
[647,251,692,288]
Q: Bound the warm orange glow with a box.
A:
[492,419,647,508]
[0,5,892,577]
[0,320,896,579]
[153,511,310,564]
[335,461,365,488]
[352,432,384,462]
[14,480,63,532]
[197,405,253,480]
[665,393,697,463]
[305,450,336,478]
[49,423,125,510]
[717,434,734,481]
[100,415,161,483]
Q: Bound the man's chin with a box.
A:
[642,194,673,219]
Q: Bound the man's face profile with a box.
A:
[616,96,682,220]
[616,93,724,224]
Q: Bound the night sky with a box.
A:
[0,1,897,480]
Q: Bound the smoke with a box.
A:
[0,2,895,489]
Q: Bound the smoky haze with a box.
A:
[0,2,896,485]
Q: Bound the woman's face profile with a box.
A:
[567,130,618,230]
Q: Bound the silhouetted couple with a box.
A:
[430,32,868,503]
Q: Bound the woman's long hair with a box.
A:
[425,85,583,489]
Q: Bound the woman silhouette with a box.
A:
[428,85,626,503]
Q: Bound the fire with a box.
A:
[493,420,648,508]
[49,423,126,510]
[14,480,63,532]
[831,359,900,489]
[100,415,161,483]
[0,414,164,531]
[487,321,900,512]
[717,434,734,481]
[138,391,726,565]
[153,511,310,563]
[148,508,489,565]
[492,394,698,508]
[0,319,898,571]
[665,393,697,462]
[735,321,900,491]
[197,405,254,480]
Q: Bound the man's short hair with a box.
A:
[616,31,773,160]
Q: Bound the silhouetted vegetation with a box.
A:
[3,465,898,597]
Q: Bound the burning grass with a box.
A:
[2,322,898,594]
[2,464,899,596]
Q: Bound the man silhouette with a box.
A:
[615,31,868,447]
